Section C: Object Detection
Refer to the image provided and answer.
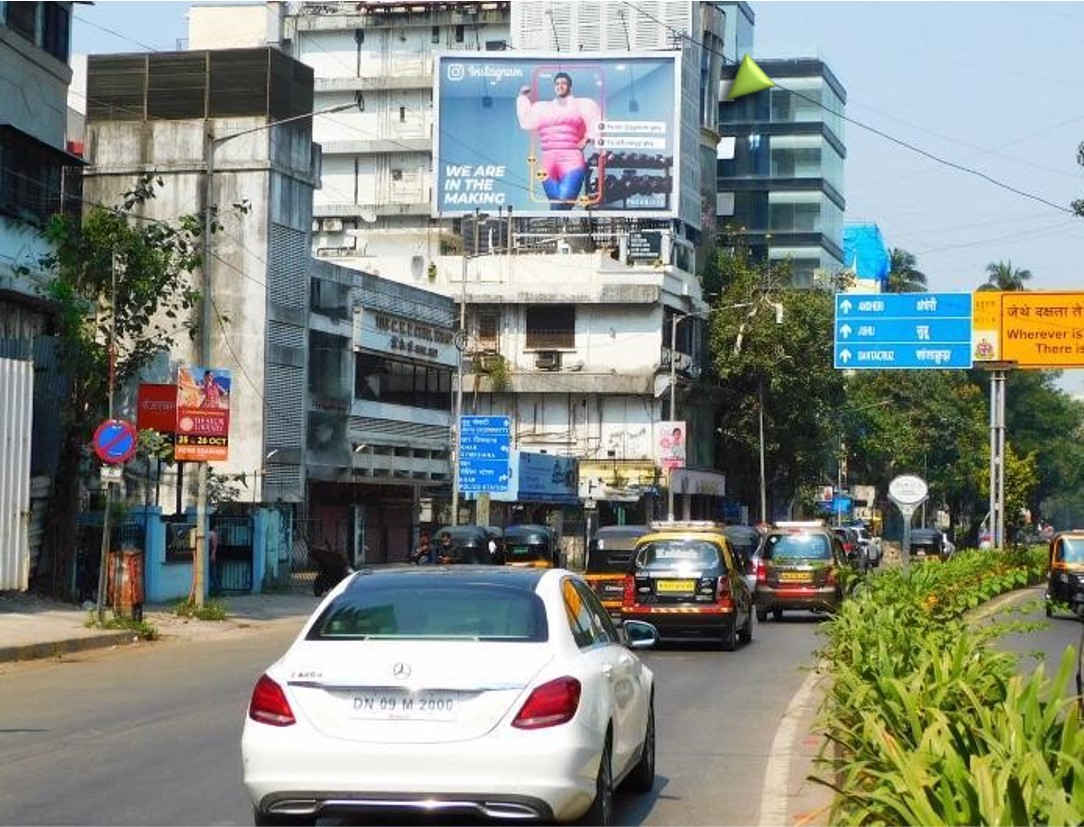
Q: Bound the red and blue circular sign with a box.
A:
[93,419,138,465]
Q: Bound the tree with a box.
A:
[705,248,845,520]
[980,260,1032,292]
[883,248,928,294]
[34,175,213,599]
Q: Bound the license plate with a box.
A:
[349,690,460,721]
[656,579,696,593]
[778,570,812,583]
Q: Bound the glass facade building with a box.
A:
[717,58,846,286]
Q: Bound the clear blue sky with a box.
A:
[72,1,1084,393]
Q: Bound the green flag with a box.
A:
[727,55,775,100]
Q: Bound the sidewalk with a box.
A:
[0,588,321,664]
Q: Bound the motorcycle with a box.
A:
[309,543,354,597]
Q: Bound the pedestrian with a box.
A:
[436,530,456,564]
[411,531,432,565]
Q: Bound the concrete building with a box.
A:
[717,57,847,287]
[186,2,736,541]
[81,47,462,565]
[0,2,81,589]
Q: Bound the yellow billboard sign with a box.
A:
[999,292,1084,368]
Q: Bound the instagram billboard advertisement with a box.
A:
[433,52,681,218]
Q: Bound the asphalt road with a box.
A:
[0,614,827,826]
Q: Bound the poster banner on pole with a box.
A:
[654,420,686,471]
[174,365,231,462]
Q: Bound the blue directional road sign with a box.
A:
[834,293,973,370]
[458,415,511,493]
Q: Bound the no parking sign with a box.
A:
[93,419,138,465]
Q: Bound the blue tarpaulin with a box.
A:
[842,224,890,283]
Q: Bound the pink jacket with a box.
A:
[517,94,601,152]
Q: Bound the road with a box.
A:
[4,592,1074,827]
[0,614,825,826]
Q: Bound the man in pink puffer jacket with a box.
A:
[516,72,602,209]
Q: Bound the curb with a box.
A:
[0,630,140,664]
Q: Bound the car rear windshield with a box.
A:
[635,540,720,570]
[765,533,832,561]
[306,583,548,642]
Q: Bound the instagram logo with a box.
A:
[446,64,465,81]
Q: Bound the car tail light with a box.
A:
[715,575,733,606]
[825,567,839,587]
[512,677,582,729]
[622,574,636,608]
[755,559,766,584]
[248,674,296,727]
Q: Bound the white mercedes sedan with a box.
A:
[242,565,659,826]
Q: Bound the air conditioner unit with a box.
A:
[535,350,561,370]
[322,218,343,233]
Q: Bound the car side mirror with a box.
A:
[622,620,659,649]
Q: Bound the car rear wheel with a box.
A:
[577,737,614,825]
[738,610,753,644]
[719,619,737,651]
[756,606,768,622]
[253,808,315,827]
[772,606,783,621]
[624,701,655,793]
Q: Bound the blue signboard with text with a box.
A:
[834,293,973,370]
[458,415,511,493]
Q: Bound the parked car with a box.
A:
[242,566,659,825]
[755,520,846,621]
[621,520,754,650]
[584,524,649,622]
[1044,529,1084,617]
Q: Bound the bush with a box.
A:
[815,548,1084,825]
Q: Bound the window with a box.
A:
[4,2,69,61]
[431,25,440,43]
[398,106,406,123]
[0,126,82,225]
[354,352,452,411]
[525,305,575,349]
[454,24,465,43]
[477,309,500,351]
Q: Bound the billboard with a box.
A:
[972,290,1084,369]
[654,420,686,471]
[175,365,231,462]
[434,52,681,218]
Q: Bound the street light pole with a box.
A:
[193,101,358,606]
[667,312,683,521]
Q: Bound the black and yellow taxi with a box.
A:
[754,520,845,621]
[621,520,754,649]
[1044,528,1084,618]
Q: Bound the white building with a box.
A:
[186,2,737,537]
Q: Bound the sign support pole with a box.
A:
[988,370,1006,549]
[95,252,120,624]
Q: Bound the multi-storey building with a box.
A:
[717,57,847,286]
[182,3,780,563]
[0,1,80,588]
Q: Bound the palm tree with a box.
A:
[884,248,928,293]
[981,260,1032,292]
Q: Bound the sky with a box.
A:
[71,1,1084,394]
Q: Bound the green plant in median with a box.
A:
[814,547,1082,825]
[173,599,228,621]
[84,612,159,641]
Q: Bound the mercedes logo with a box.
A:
[392,662,411,679]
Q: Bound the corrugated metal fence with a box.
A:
[0,357,33,590]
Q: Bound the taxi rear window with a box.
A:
[765,533,831,560]
[1055,537,1084,564]
[635,540,720,569]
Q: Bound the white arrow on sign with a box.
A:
[839,323,852,339]
[839,299,853,314]
[839,349,852,364]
